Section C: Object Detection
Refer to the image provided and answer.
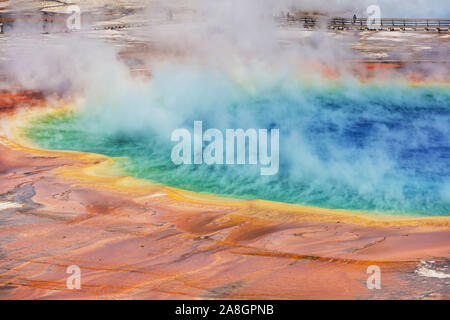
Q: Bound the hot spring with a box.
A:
[24,66,450,217]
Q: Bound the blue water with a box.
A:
[25,68,450,216]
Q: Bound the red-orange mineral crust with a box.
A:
[0,97,449,300]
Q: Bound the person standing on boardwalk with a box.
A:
[353,14,357,24]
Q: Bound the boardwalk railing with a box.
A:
[329,18,450,32]
[278,16,450,32]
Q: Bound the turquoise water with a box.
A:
[25,67,450,216]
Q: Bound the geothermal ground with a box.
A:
[0,1,449,300]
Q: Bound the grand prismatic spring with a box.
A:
[25,75,450,216]
[0,0,450,301]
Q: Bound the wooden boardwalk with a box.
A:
[281,16,450,33]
